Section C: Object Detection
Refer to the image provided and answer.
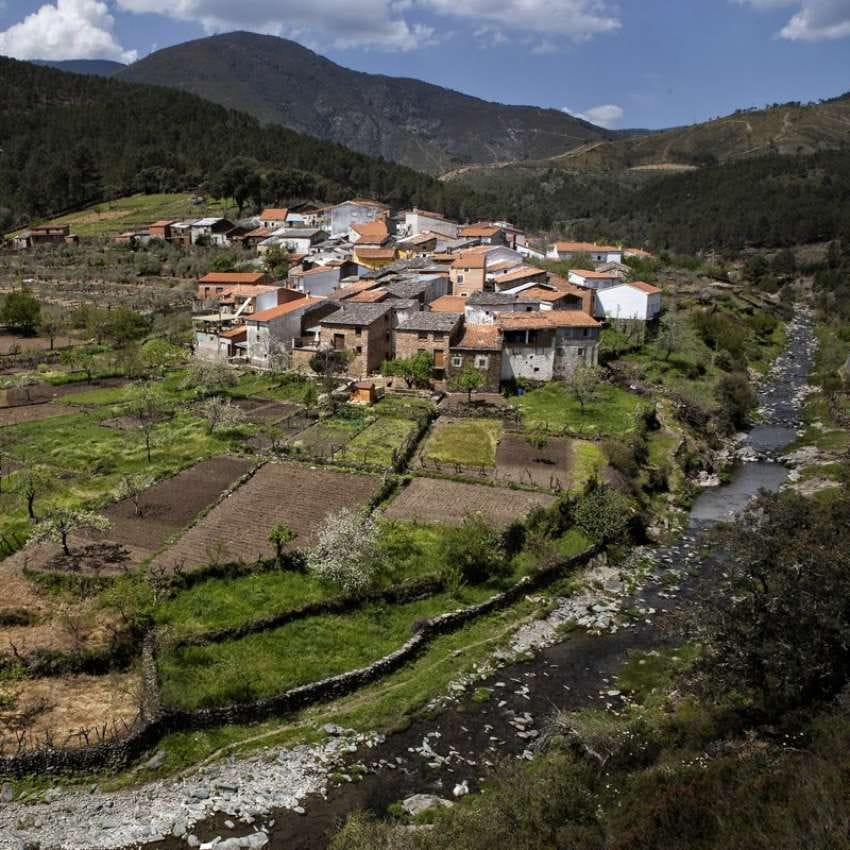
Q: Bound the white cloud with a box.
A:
[421,0,621,41]
[115,0,435,51]
[736,0,850,40]
[564,103,623,128]
[114,0,618,52]
[0,0,137,61]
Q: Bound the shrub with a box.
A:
[573,481,633,545]
[441,514,510,585]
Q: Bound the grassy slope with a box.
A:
[29,194,237,238]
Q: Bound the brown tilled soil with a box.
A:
[0,403,73,427]
[0,334,75,355]
[151,462,381,572]
[230,397,302,424]
[0,671,141,755]
[92,455,254,549]
[384,477,554,527]
[495,432,572,490]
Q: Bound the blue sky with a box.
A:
[0,0,848,129]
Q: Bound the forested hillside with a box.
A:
[458,149,850,252]
[0,57,479,232]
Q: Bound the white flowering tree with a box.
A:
[306,509,379,594]
[199,396,246,435]
[30,508,111,556]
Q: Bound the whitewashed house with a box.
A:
[288,265,342,297]
[328,200,388,237]
[594,281,662,321]
[402,208,459,239]
[260,228,327,256]
[568,269,621,290]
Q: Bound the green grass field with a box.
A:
[514,383,645,437]
[345,417,416,468]
[423,418,502,467]
[0,409,248,549]
[31,194,239,238]
[158,588,494,710]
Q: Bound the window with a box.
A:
[577,348,584,356]
[475,355,490,369]
[417,331,428,340]
[355,345,362,354]
[583,328,590,337]
[452,355,463,368]
[457,274,464,283]
[355,328,362,336]
[433,332,444,340]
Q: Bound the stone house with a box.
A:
[497,311,601,383]
[464,291,539,325]
[393,312,464,380]
[447,325,503,393]
[318,302,395,377]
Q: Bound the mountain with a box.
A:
[117,31,611,173]
[0,57,485,232]
[543,92,850,172]
[32,59,126,77]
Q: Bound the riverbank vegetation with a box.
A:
[332,489,850,850]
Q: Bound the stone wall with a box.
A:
[0,546,600,778]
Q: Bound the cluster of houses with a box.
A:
[189,200,661,392]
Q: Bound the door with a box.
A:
[434,350,445,368]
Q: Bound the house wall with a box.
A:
[195,332,230,362]
[246,309,305,368]
[553,328,600,377]
[450,267,486,295]
[549,248,623,264]
[446,350,502,393]
[594,287,661,321]
[290,267,340,297]
[465,302,539,325]
[405,212,457,239]
[568,272,618,291]
[394,324,460,372]
[330,204,384,237]
[320,314,392,376]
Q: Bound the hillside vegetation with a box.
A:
[0,57,474,232]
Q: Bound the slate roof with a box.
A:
[396,313,462,333]
[321,302,393,327]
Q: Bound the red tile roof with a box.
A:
[260,208,288,220]
[494,266,545,284]
[220,325,247,339]
[497,310,600,330]
[429,295,468,313]
[451,252,487,269]
[199,272,272,284]
[569,269,619,279]
[453,325,502,351]
[459,224,502,238]
[625,280,662,294]
[348,288,389,303]
[248,295,323,322]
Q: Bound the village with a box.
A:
[13,201,661,392]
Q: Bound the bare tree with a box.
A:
[124,382,170,463]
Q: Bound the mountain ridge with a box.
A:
[117,31,612,173]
